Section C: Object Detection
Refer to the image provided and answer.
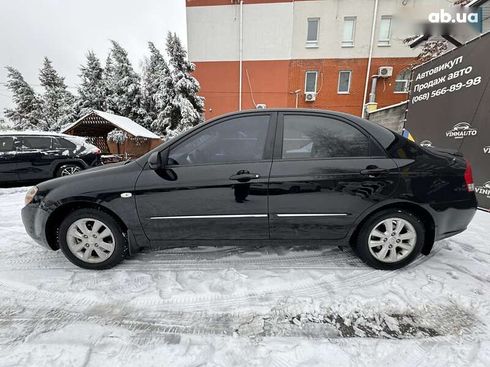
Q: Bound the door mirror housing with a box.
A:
[148,149,168,170]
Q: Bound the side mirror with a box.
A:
[148,151,160,170]
[148,150,168,170]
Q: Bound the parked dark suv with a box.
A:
[0,132,101,184]
[21,110,477,270]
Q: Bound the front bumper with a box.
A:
[21,204,53,250]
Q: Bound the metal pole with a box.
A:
[239,0,243,111]
[361,0,379,118]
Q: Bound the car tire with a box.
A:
[354,209,425,270]
[56,163,82,177]
[57,208,128,270]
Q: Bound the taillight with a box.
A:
[464,160,474,192]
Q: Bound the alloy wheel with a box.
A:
[66,218,115,263]
[60,166,81,176]
[368,217,417,263]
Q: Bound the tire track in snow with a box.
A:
[0,302,478,348]
[0,244,445,313]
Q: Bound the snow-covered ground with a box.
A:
[0,187,489,366]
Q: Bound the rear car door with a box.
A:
[268,112,400,240]
[0,136,19,182]
[17,135,56,180]
[135,112,276,242]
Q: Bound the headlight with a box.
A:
[25,186,39,205]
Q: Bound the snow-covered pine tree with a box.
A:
[105,41,146,125]
[153,32,204,138]
[75,51,106,117]
[141,42,170,131]
[39,58,76,131]
[0,117,9,130]
[3,66,43,130]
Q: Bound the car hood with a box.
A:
[37,160,142,194]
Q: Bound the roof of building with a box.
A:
[61,110,160,139]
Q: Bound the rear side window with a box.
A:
[53,138,76,150]
[0,137,14,152]
[282,115,369,159]
[168,115,270,165]
[21,136,52,150]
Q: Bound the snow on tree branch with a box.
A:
[107,129,127,144]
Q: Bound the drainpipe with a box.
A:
[369,75,378,103]
[239,0,243,111]
[361,0,379,118]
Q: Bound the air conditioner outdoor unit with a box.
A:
[305,92,317,102]
[378,66,393,78]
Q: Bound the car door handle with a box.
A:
[360,167,388,177]
[229,173,261,182]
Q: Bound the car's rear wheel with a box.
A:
[58,208,127,269]
[355,209,425,270]
[56,163,82,177]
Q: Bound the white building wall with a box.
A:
[187,2,294,62]
[187,0,468,62]
[187,5,240,62]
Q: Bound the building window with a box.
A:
[394,69,411,93]
[306,18,319,47]
[342,17,356,47]
[378,16,392,46]
[305,71,318,93]
[338,71,351,94]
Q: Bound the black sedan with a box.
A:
[0,132,101,184]
[21,109,477,270]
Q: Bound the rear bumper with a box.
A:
[433,198,477,241]
[21,204,53,250]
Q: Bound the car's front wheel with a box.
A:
[355,209,425,270]
[58,208,127,269]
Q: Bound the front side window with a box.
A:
[394,69,411,93]
[304,71,318,93]
[338,71,351,94]
[378,16,392,46]
[0,137,15,153]
[282,115,369,159]
[306,18,319,46]
[168,115,270,166]
[342,17,356,47]
[20,136,52,150]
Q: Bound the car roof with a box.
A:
[209,108,398,142]
[207,108,378,125]
[0,130,75,138]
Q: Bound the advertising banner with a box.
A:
[406,32,490,210]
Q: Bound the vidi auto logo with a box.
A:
[475,181,490,198]
[484,145,490,154]
[445,122,478,139]
[420,140,432,147]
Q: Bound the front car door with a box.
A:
[135,112,276,243]
[268,112,400,240]
[0,136,20,183]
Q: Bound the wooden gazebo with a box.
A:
[61,110,162,157]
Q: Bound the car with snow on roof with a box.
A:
[0,131,101,184]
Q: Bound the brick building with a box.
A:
[186,0,453,119]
